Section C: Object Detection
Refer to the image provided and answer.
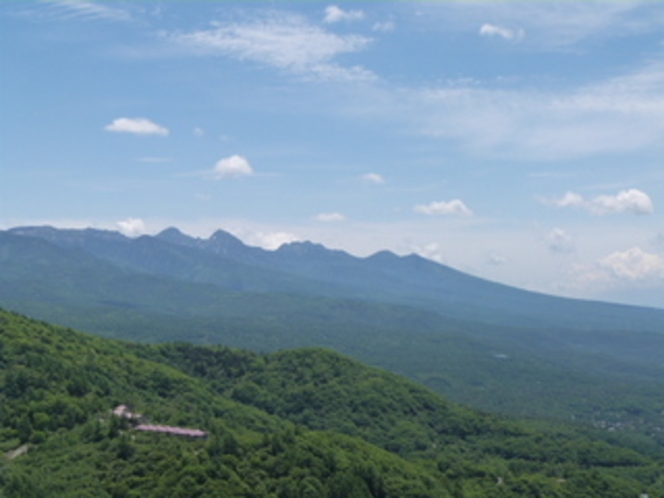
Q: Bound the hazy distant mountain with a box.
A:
[2,226,664,441]
[7,226,664,332]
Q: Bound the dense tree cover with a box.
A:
[1,310,664,497]
[6,291,664,451]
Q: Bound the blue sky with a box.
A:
[2,1,663,308]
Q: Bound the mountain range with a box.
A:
[6,225,663,331]
[1,226,663,446]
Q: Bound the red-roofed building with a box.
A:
[135,424,207,438]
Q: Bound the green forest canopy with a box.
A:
[1,309,663,497]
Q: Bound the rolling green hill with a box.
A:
[2,310,663,497]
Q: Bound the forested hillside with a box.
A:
[1,310,663,497]
[2,227,664,444]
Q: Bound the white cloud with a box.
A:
[414,199,473,217]
[599,247,664,281]
[360,173,385,184]
[544,189,654,215]
[592,189,654,215]
[167,13,374,82]
[117,218,146,237]
[105,118,169,136]
[316,212,346,222]
[479,23,524,41]
[570,246,664,299]
[324,5,364,24]
[546,227,574,254]
[212,155,254,179]
[193,127,204,136]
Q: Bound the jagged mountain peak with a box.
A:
[278,240,321,250]
[157,226,186,238]
[155,227,196,246]
[276,240,341,257]
[365,249,401,262]
[209,228,242,242]
[209,229,245,245]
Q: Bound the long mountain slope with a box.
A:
[7,226,664,331]
[1,227,663,444]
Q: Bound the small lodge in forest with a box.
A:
[112,405,208,439]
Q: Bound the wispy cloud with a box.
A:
[39,0,132,23]
[165,13,374,82]
[372,21,395,33]
[323,5,364,24]
[547,192,585,208]
[417,2,664,50]
[410,60,664,160]
[479,23,524,41]
[414,199,473,217]
[105,118,169,136]
[542,189,654,215]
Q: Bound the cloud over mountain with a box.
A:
[116,217,146,237]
